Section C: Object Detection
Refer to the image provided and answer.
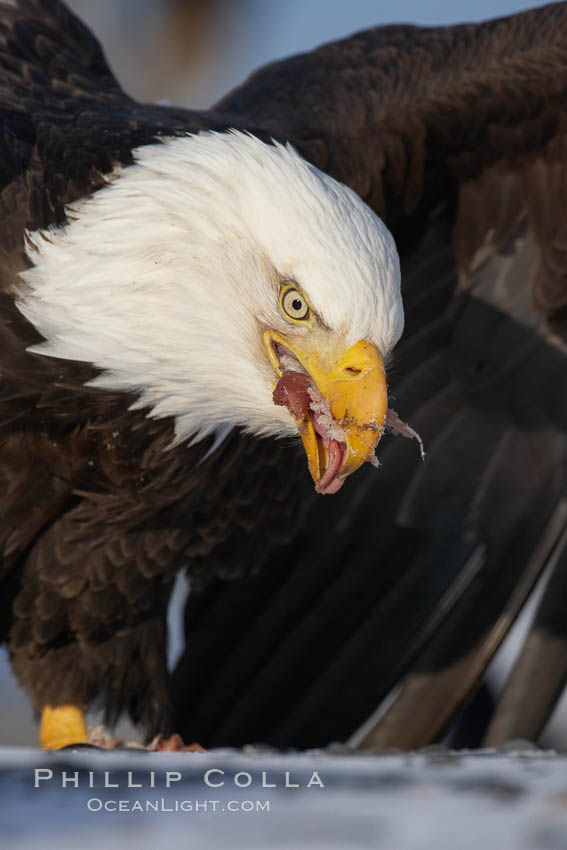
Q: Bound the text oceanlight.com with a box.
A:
[86,798,270,813]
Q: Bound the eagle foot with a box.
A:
[88,727,205,751]
[39,705,88,750]
[39,708,204,751]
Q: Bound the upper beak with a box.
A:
[264,331,388,493]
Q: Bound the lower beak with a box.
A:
[265,333,388,493]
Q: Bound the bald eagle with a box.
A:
[1,0,567,751]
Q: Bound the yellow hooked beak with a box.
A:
[264,330,388,493]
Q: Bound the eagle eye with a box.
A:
[281,287,310,322]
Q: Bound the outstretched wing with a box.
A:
[172,4,567,748]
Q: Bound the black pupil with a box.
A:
[292,298,303,312]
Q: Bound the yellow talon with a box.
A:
[39,705,88,750]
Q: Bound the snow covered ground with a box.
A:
[2,747,567,849]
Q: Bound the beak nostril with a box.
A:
[344,366,362,376]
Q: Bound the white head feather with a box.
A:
[17,131,403,445]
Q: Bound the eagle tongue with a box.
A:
[316,438,345,494]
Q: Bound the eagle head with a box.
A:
[18,131,403,493]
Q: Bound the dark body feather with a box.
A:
[1,0,567,745]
